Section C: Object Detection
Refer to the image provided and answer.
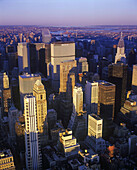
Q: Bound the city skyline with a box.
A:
[0,0,137,26]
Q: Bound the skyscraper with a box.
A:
[115,32,126,64]
[77,57,88,73]
[108,63,128,116]
[51,42,75,91]
[59,60,77,94]
[42,29,51,43]
[24,95,42,170]
[85,81,98,113]
[132,64,137,94]
[73,86,83,114]
[85,113,106,153]
[98,81,116,120]
[2,73,11,114]
[97,80,115,139]
[19,73,41,110]
[17,42,30,73]
[33,80,48,145]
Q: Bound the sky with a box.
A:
[0,0,137,26]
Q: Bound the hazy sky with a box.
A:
[0,0,137,26]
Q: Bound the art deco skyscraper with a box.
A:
[115,32,126,64]
[24,95,42,170]
[33,80,48,145]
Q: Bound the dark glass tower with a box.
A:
[108,63,128,118]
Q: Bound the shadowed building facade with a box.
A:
[108,63,128,117]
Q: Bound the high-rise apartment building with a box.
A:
[18,42,30,73]
[59,60,77,94]
[33,80,48,145]
[24,95,42,170]
[115,32,126,64]
[51,42,75,91]
[132,64,137,94]
[85,81,98,113]
[73,86,83,114]
[19,73,41,110]
[108,63,128,116]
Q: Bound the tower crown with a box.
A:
[118,32,124,48]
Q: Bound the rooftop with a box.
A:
[0,149,12,159]
[20,73,40,79]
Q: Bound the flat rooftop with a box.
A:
[51,41,74,44]
[20,73,40,79]
[0,149,12,159]
[90,113,102,121]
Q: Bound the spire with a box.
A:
[118,32,124,48]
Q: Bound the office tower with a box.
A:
[85,114,105,153]
[29,43,45,74]
[67,72,75,101]
[47,109,57,130]
[68,112,87,142]
[2,73,11,114]
[132,64,137,94]
[7,52,17,72]
[0,89,2,120]
[115,32,126,64]
[33,80,48,145]
[108,63,128,116]
[128,48,136,67]
[85,81,98,113]
[51,42,75,91]
[97,80,115,139]
[77,57,88,73]
[19,73,41,110]
[8,105,20,142]
[98,81,115,119]
[17,42,30,73]
[58,129,80,157]
[0,149,15,170]
[128,135,137,155]
[118,99,137,129]
[3,72,9,89]
[42,29,51,43]
[73,86,83,114]
[38,48,46,77]
[60,99,73,128]
[59,60,77,94]
[88,113,103,138]
[29,43,37,73]
[24,95,42,170]
[99,57,109,79]
[45,44,51,64]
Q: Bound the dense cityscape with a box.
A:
[0,24,137,169]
